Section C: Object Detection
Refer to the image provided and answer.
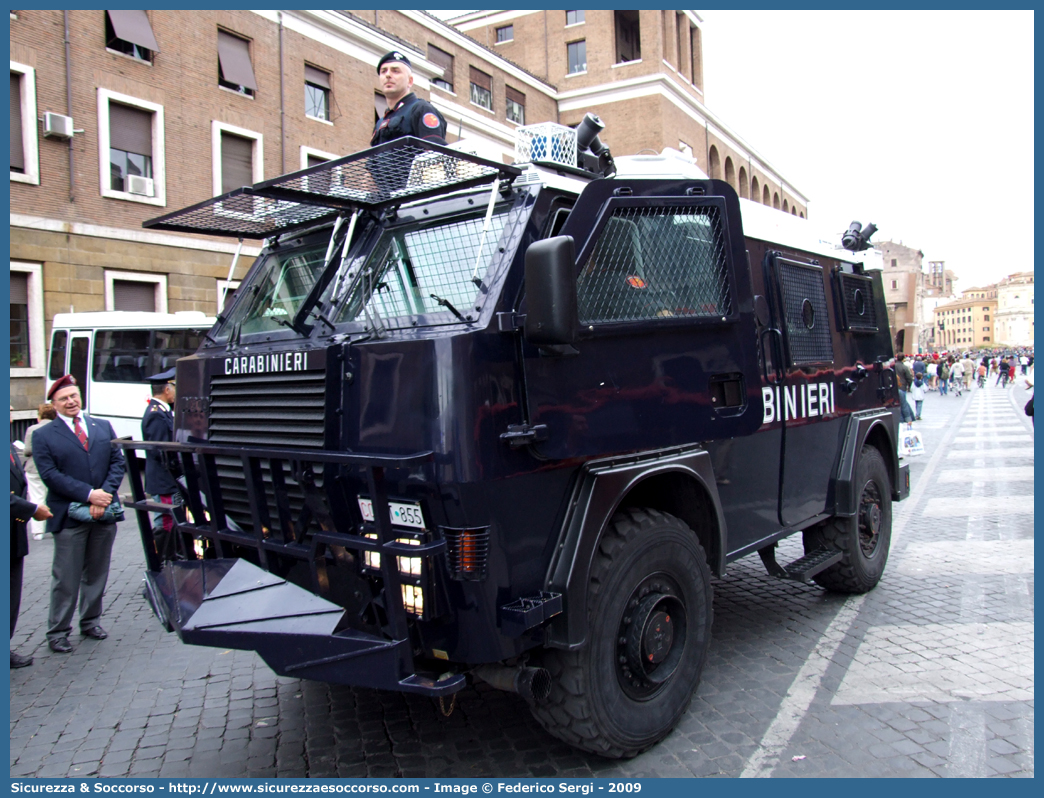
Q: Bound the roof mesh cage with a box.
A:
[143,138,521,239]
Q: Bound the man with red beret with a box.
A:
[32,375,125,653]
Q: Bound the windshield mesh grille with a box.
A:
[336,212,509,327]
[577,205,733,324]
[143,139,520,239]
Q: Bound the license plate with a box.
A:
[357,498,426,530]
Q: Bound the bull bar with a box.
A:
[115,438,464,697]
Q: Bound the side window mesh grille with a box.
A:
[577,205,732,324]
[837,272,879,332]
[777,259,834,364]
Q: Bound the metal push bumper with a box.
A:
[116,438,465,698]
[143,558,458,695]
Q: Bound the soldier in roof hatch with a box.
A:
[372,50,448,146]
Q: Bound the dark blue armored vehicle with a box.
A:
[120,118,909,758]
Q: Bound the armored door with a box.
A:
[519,181,762,461]
[763,253,842,526]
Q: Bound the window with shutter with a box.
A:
[304,64,330,121]
[469,66,492,111]
[113,280,158,312]
[221,132,254,193]
[217,29,257,96]
[108,102,153,192]
[567,40,587,74]
[10,271,29,368]
[428,44,454,92]
[505,86,525,125]
[105,10,158,62]
[10,73,23,173]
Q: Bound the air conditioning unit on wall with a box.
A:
[43,112,74,139]
[127,175,155,197]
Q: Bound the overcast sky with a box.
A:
[700,10,1034,290]
[431,10,1033,289]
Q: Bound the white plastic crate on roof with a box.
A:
[515,123,577,169]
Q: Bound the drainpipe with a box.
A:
[63,10,76,202]
[279,11,286,174]
[544,12,549,81]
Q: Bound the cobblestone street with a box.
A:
[10,379,1033,778]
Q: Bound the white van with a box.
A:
[46,311,215,440]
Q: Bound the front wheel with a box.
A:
[803,445,892,593]
[529,508,713,758]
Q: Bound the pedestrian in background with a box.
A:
[895,354,916,425]
[961,353,975,393]
[911,375,926,420]
[10,407,52,668]
[23,403,57,540]
[950,357,965,396]
[926,359,938,391]
[1025,375,1034,427]
[938,359,950,396]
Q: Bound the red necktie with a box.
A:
[73,416,88,450]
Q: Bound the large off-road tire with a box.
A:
[803,445,892,593]
[529,508,713,758]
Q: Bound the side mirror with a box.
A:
[524,236,578,347]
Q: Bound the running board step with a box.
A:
[758,545,843,583]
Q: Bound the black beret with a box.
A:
[147,367,177,383]
[377,50,411,73]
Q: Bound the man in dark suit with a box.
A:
[141,368,184,559]
[10,408,52,667]
[32,375,125,653]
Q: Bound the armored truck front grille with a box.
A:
[209,371,327,449]
[208,370,328,538]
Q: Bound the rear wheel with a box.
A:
[529,508,713,758]
[804,445,892,593]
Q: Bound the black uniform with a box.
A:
[371,93,447,146]
[142,398,179,496]
[10,444,34,637]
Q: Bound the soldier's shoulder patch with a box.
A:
[422,112,440,129]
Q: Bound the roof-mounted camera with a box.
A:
[841,220,878,252]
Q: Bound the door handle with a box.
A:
[759,328,785,386]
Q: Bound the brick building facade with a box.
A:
[451,10,807,215]
[876,241,925,354]
[10,9,807,413]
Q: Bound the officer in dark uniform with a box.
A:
[141,368,184,559]
[10,407,52,667]
[371,50,448,146]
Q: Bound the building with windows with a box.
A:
[448,10,807,215]
[931,297,996,351]
[10,9,808,414]
[929,272,1033,351]
[876,241,926,354]
[993,272,1034,347]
